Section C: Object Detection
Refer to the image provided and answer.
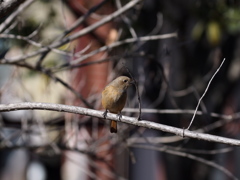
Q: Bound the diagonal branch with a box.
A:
[187,58,226,130]
[0,0,36,33]
[2,0,142,63]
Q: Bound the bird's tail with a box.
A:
[110,121,117,133]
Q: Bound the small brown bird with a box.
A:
[102,76,132,133]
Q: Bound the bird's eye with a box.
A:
[123,79,128,83]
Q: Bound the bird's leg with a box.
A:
[117,112,122,122]
[103,109,108,118]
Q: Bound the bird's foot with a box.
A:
[117,113,122,122]
[103,110,108,119]
[137,115,141,121]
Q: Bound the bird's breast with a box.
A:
[102,86,127,113]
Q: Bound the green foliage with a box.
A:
[192,1,240,46]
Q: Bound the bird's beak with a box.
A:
[129,79,135,85]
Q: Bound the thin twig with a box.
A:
[125,67,141,120]
[0,33,72,56]
[10,62,93,108]
[187,58,226,130]
[115,0,137,38]
[123,108,237,120]
[131,144,238,180]
[71,32,177,65]
[57,0,110,41]
[53,53,135,72]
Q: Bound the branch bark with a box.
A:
[0,0,35,32]
[0,0,26,19]
[0,102,240,146]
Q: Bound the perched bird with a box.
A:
[102,76,132,133]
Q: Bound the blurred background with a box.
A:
[0,0,240,180]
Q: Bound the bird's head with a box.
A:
[110,76,133,91]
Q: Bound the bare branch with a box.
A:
[131,144,238,180]
[71,32,177,65]
[125,67,142,120]
[0,33,71,56]
[0,102,240,146]
[0,0,26,19]
[0,0,36,33]
[2,0,142,63]
[57,0,110,40]
[5,62,92,108]
[187,58,226,130]
[123,108,238,120]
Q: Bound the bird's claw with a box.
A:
[103,110,108,119]
[117,113,122,122]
